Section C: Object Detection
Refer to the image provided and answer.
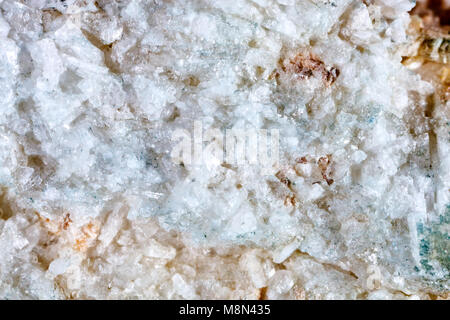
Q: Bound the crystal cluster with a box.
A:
[0,0,448,299]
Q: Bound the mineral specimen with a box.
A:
[0,0,448,299]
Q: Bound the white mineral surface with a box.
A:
[0,0,449,299]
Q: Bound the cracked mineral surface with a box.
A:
[0,0,449,299]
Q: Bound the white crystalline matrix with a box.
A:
[0,0,448,299]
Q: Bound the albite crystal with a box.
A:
[0,0,448,299]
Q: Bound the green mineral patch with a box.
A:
[416,206,450,279]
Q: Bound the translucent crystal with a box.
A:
[0,0,448,299]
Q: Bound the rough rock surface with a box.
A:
[0,0,448,299]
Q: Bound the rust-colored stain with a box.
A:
[258,286,267,300]
[318,155,334,186]
[295,156,308,164]
[284,195,296,207]
[74,238,87,252]
[276,171,292,188]
[279,53,340,86]
[62,213,72,230]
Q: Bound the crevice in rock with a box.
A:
[80,29,121,75]
[424,93,438,213]
[258,286,267,300]
[293,250,359,280]
[0,187,14,220]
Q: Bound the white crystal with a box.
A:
[0,0,448,300]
